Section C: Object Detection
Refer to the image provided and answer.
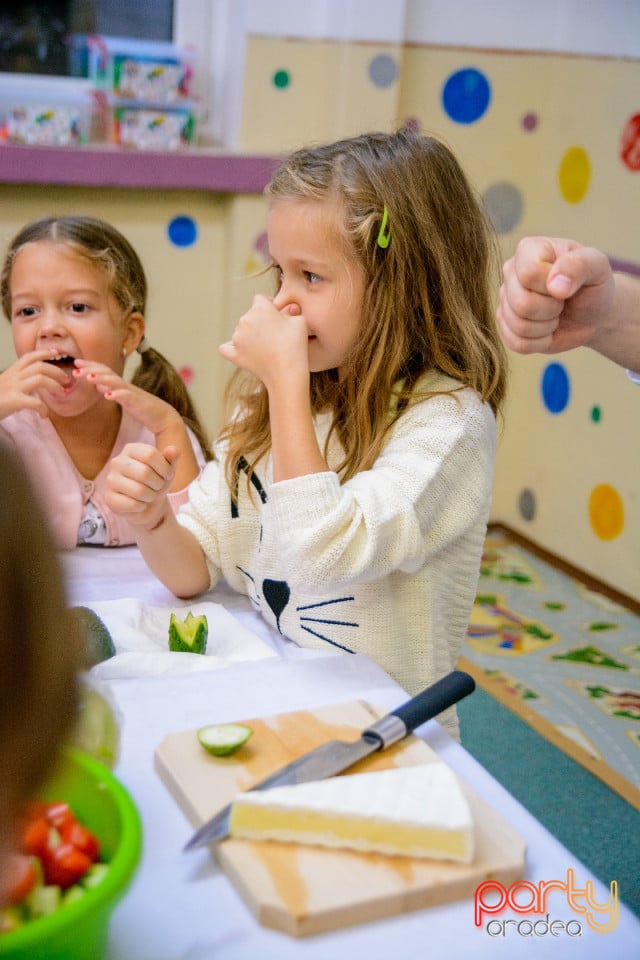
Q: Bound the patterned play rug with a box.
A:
[458,525,640,811]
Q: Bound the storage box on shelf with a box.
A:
[108,99,199,151]
[0,74,97,147]
[85,35,201,151]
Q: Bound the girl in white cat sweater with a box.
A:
[106,129,508,736]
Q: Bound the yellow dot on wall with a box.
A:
[588,483,625,540]
[558,146,591,204]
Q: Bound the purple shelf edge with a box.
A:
[0,144,281,193]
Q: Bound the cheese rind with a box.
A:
[229,762,474,863]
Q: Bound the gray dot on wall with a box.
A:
[368,54,398,88]
[518,488,536,522]
[483,182,524,235]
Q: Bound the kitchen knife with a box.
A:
[183,668,475,851]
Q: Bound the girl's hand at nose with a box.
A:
[219,294,309,389]
[0,349,67,420]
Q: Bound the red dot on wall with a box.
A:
[620,113,640,172]
[179,366,195,385]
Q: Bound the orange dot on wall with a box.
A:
[588,483,624,541]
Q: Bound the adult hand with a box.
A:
[497,237,615,356]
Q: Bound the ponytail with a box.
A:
[131,346,213,463]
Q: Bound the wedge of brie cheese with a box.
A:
[228,762,474,863]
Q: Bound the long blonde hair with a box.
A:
[221,128,507,486]
[1,215,212,461]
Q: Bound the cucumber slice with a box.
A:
[169,611,208,654]
[197,723,253,756]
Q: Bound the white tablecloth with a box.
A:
[60,547,640,958]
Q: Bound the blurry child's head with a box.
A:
[0,444,82,876]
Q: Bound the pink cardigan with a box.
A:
[0,408,202,550]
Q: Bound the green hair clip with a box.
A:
[376,205,391,249]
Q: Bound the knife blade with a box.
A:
[183,668,475,851]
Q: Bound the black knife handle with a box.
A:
[391,670,475,733]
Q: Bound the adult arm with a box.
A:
[497,237,640,374]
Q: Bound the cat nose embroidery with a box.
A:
[262,579,290,633]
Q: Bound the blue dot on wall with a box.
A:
[168,216,198,248]
[442,68,491,124]
[541,362,570,414]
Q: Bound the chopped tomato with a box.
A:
[42,844,91,889]
[4,854,38,905]
[20,817,51,858]
[44,801,75,831]
[60,822,100,862]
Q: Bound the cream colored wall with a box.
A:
[398,46,640,600]
[0,184,270,437]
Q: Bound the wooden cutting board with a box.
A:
[155,700,526,937]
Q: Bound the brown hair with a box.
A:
[0,444,82,855]
[221,127,508,487]
[1,215,212,462]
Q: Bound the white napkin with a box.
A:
[81,598,279,680]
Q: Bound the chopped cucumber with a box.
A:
[27,884,61,918]
[70,606,116,666]
[197,723,253,756]
[169,611,208,654]
[61,885,86,906]
[81,863,109,889]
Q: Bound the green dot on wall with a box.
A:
[273,69,291,90]
[591,405,602,423]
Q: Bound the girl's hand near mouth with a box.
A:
[0,349,68,420]
[74,358,200,493]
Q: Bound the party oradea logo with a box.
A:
[474,869,618,937]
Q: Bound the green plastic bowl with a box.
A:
[1,749,142,960]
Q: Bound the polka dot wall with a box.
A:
[236,33,639,599]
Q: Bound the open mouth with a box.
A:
[45,355,76,368]
[44,355,77,392]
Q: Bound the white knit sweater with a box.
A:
[178,371,496,738]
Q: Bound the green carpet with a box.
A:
[458,686,640,917]
[460,525,640,811]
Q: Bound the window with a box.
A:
[0,0,174,76]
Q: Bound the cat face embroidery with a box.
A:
[232,458,359,652]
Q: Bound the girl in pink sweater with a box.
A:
[0,215,211,549]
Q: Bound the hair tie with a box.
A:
[137,336,151,354]
[376,205,391,249]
